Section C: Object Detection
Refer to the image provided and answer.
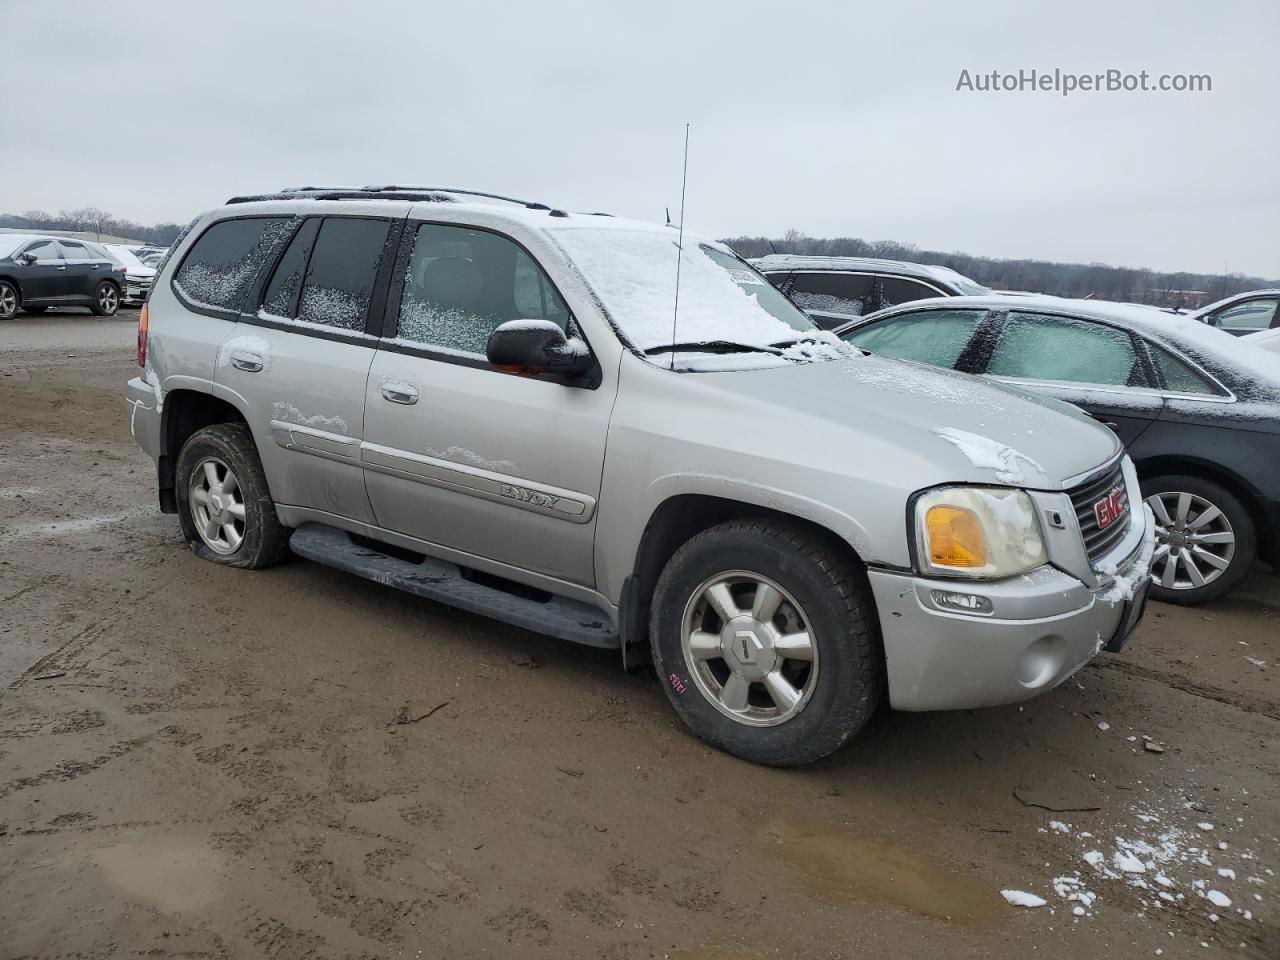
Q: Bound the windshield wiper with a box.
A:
[644,340,783,356]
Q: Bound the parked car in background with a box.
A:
[1244,326,1280,357]
[103,243,157,304]
[0,233,122,319]
[749,254,990,329]
[1192,289,1280,337]
[838,295,1280,604]
[124,185,1151,766]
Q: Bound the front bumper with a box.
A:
[868,515,1155,711]
[123,279,152,304]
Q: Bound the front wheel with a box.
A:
[0,281,18,320]
[1144,475,1256,605]
[175,423,290,569]
[649,519,881,766]
[90,281,119,316]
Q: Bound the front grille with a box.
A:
[1067,459,1130,563]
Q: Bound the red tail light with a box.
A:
[137,303,149,367]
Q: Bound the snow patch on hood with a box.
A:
[935,427,1045,485]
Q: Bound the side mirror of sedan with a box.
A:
[486,319,593,379]
[19,252,38,265]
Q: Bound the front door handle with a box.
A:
[381,382,419,405]
[230,352,264,373]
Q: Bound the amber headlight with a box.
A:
[914,487,1047,579]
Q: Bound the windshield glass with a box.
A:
[553,227,818,355]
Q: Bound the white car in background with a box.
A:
[101,244,157,305]
[1245,326,1280,356]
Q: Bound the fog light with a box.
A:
[930,589,993,615]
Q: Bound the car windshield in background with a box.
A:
[553,228,817,360]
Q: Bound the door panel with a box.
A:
[16,241,66,301]
[997,382,1163,446]
[55,241,98,301]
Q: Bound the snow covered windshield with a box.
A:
[553,227,822,360]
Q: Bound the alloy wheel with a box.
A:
[0,284,16,318]
[188,457,247,555]
[98,284,118,313]
[681,571,818,727]
[1145,491,1235,591]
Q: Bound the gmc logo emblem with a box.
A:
[1093,486,1129,530]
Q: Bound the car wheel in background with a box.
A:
[90,281,119,316]
[1143,475,1256,605]
[0,281,18,319]
[649,518,881,766]
[175,423,291,569]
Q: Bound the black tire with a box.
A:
[649,518,881,766]
[1144,474,1256,605]
[175,423,290,569]
[0,280,18,320]
[90,280,120,316]
[22,305,48,315]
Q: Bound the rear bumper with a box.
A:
[126,376,162,461]
[868,517,1155,711]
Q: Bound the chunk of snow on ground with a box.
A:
[1049,820,1072,834]
[1198,823,1214,831]
[1114,850,1147,873]
[1097,721,1111,731]
[1084,851,1106,867]
[1206,890,1231,907]
[1217,868,1235,880]
[1244,656,1266,667]
[1001,890,1047,907]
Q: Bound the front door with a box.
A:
[362,221,615,587]
[16,240,68,302]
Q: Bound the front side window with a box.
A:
[879,277,944,309]
[174,216,294,312]
[296,218,390,331]
[1210,298,1278,332]
[396,223,572,355]
[842,309,985,369]
[22,240,61,262]
[987,313,1141,387]
[789,272,875,320]
[1148,343,1220,396]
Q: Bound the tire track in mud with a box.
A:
[1088,658,1280,722]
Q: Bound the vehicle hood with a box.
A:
[686,353,1120,491]
[125,265,157,279]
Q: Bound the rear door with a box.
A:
[361,219,614,587]
[54,240,100,302]
[788,271,877,329]
[15,240,67,302]
[978,311,1163,445]
[215,214,399,524]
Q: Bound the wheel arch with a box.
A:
[158,389,250,513]
[618,493,873,669]
[0,274,23,302]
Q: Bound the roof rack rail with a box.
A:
[226,184,554,211]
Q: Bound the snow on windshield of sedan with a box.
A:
[553,227,830,358]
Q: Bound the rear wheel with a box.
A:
[1144,475,1255,605]
[0,281,17,319]
[176,423,290,569]
[90,281,119,316]
[650,519,880,766]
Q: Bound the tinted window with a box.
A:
[879,277,944,309]
[22,240,61,261]
[58,241,90,259]
[397,223,572,355]
[174,217,294,312]
[1149,343,1219,395]
[987,313,1141,387]
[296,218,389,331]
[1211,298,1278,332]
[261,218,321,318]
[789,272,875,320]
[843,310,985,369]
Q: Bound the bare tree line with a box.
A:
[1,208,186,247]
[724,229,1278,310]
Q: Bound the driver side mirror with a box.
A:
[19,252,38,265]
[486,319,593,380]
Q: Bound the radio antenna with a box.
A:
[669,123,690,371]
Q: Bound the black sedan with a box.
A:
[837,295,1280,605]
[0,233,123,319]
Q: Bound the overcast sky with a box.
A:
[4,0,1276,277]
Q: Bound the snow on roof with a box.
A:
[748,254,990,293]
[0,233,49,258]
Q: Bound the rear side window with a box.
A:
[879,277,944,309]
[296,218,390,331]
[173,216,294,313]
[987,313,1142,387]
[1149,343,1220,395]
[843,309,985,369]
[58,241,90,259]
[789,272,875,322]
[261,218,322,319]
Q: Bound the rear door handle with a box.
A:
[381,382,419,405]
[230,352,264,373]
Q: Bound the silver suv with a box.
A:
[126,186,1154,766]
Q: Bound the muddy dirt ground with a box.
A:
[1,312,1277,959]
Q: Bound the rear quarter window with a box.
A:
[173,216,295,313]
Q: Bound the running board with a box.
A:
[289,523,618,649]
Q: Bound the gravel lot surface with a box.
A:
[2,312,1277,959]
